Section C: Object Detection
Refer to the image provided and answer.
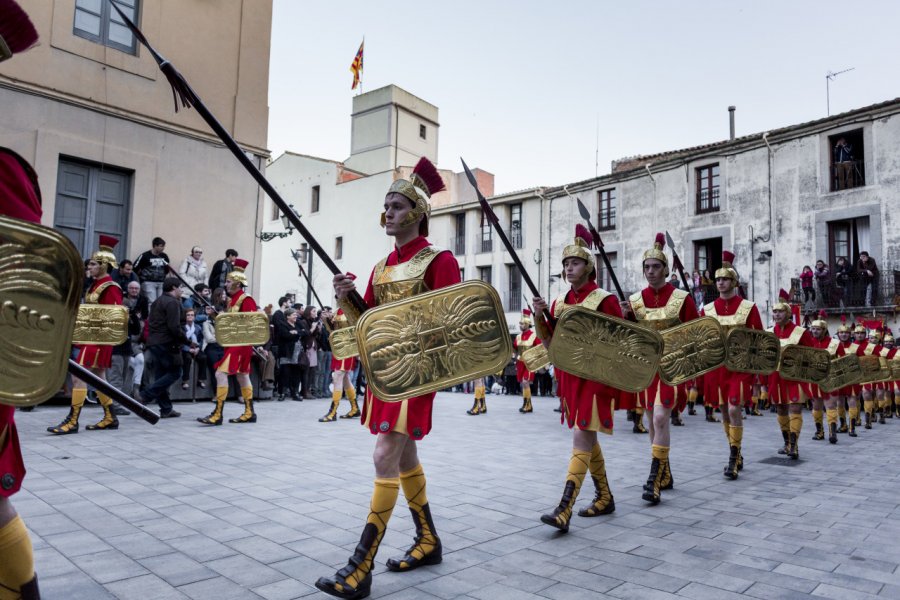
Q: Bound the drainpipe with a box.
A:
[536,188,548,297]
[760,132,775,308]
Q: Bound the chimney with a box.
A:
[728,106,736,140]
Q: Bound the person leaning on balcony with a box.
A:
[813,260,832,306]
[856,251,879,307]
[833,137,854,190]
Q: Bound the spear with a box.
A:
[109,3,367,315]
[461,158,552,322]
[69,360,159,424]
[574,198,626,301]
[664,231,691,292]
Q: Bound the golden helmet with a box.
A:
[226,258,249,286]
[382,157,446,236]
[715,250,738,282]
[91,235,119,275]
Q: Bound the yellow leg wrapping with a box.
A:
[723,419,731,441]
[864,399,875,416]
[730,425,743,449]
[789,413,803,435]
[838,403,846,418]
[813,409,823,427]
[688,388,698,402]
[0,516,34,597]
[826,408,838,425]
[546,449,589,527]
[580,443,614,515]
[398,464,438,565]
[850,405,860,421]
[777,413,790,432]
[340,478,400,592]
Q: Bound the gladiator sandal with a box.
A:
[228,386,256,423]
[812,419,825,441]
[319,391,340,422]
[878,405,886,425]
[541,449,589,532]
[671,411,684,426]
[849,408,858,437]
[641,448,666,505]
[777,429,791,455]
[519,387,533,413]
[0,517,41,600]
[48,389,85,435]
[479,396,487,414]
[725,444,740,480]
[660,457,674,490]
[466,397,480,415]
[19,575,40,600]
[864,409,872,430]
[86,394,119,431]
[386,465,442,572]
[198,386,226,425]
[688,388,698,415]
[828,421,838,444]
[315,478,399,600]
[632,408,648,434]
[838,415,849,433]
[341,388,360,419]
[705,405,719,423]
[788,432,799,460]
[578,444,615,517]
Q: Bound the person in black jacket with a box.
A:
[133,237,170,305]
[275,309,302,400]
[142,278,194,418]
[207,248,238,290]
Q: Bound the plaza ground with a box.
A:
[12,392,900,599]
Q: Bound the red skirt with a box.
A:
[516,360,535,383]
[768,372,810,404]
[638,374,687,412]
[75,343,112,370]
[704,366,755,407]
[362,391,434,440]
[0,406,25,498]
[215,346,253,375]
[331,356,358,372]
[556,369,624,433]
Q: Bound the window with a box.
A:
[597,252,617,292]
[693,237,723,304]
[74,0,139,54]
[335,236,343,260]
[507,266,522,312]
[827,216,869,268]
[829,129,865,191]
[696,164,720,213]
[311,185,320,213]
[598,189,616,230]
[419,124,427,140]
[270,200,280,221]
[510,203,523,249]
[480,221,493,253]
[54,158,131,261]
[459,268,465,281]
[453,213,466,255]
[479,266,492,285]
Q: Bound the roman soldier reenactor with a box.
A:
[532,225,624,532]
[316,157,460,599]
[877,331,896,424]
[851,323,885,429]
[198,259,258,425]
[701,250,764,479]
[465,377,487,415]
[834,317,856,435]
[48,235,124,435]
[768,289,816,459]
[513,308,540,413]
[621,233,699,504]
[320,308,361,422]
[808,311,844,443]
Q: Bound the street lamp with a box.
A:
[292,243,314,306]
[258,204,297,242]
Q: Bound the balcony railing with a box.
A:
[452,235,466,255]
[480,238,493,253]
[791,269,898,311]
[696,187,720,213]
[510,226,523,249]
[830,160,865,192]
[505,291,522,312]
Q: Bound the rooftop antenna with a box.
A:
[826,67,855,116]
[594,113,599,178]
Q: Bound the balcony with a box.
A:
[452,235,466,255]
[791,269,898,314]
[504,291,522,312]
[830,160,865,192]
[480,238,493,253]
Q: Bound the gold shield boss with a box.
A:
[520,343,551,373]
[658,317,726,386]
[215,312,271,347]
[0,216,82,407]
[330,327,359,361]
[354,280,512,402]
[778,345,831,384]
[549,307,663,393]
[724,327,781,375]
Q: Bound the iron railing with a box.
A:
[830,160,865,192]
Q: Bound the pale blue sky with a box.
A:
[268,0,900,194]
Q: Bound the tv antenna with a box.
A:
[826,67,855,116]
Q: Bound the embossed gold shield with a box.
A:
[355,280,512,402]
[72,304,128,345]
[819,354,862,394]
[876,357,893,382]
[659,317,726,386]
[520,343,550,372]
[0,216,83,407]
[858,355,883,382]
[892,358,900,381]
[724,328,780,375]
[548,307,663,393]
[215,312,270,347]
[779,345,831,384]
[330,326,359,360]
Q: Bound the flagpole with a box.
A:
[360,36,364,95]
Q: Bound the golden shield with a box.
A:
[73,304,128,345]
[330,326,359,360]
[658,317,726,386]
[779,345,831,384]
[892,358,900,381]
[0,216,83,407]
[548,307,663,393]
[819,354,862,394]
[876,357,893,382]
[355,280,512,402]
[724,328,780,375]
[857,355,882,382]
[520,343,550,372]
[215,312,270,347]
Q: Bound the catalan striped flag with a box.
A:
[350,39,364,90]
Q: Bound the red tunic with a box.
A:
[550,281,628,434]
[359,236,461,440]
[631,284,699,412]
[835,340,856,396]
[514,329,541,383]
[768,322,816,404]
[700,296,764,407]
[214,290,258,375]
[0,147,43,497]
[75,275,123,370]
[856,342,889,392]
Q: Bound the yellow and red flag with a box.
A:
[350,39,364,90]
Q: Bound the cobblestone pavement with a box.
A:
[13,393,900,599]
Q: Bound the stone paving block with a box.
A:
[813,582,885,600]
[165,532,239,562]
[251,577,318,599]
[70,547,150,584]
[649,560,753,593]
[740,581,819,600]
[601,581,683,600]
[710,562,818,593]
[773,562,884,595]
[102,573,189,600]
[177,575,265,599]
[38,570,120,600]
[139,551,219,587]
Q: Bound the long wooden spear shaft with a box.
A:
[575,198,626,301]
[461,158,552,322]
[665,231,691,292]
[69,360,159,424]
[111,3,367,315]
